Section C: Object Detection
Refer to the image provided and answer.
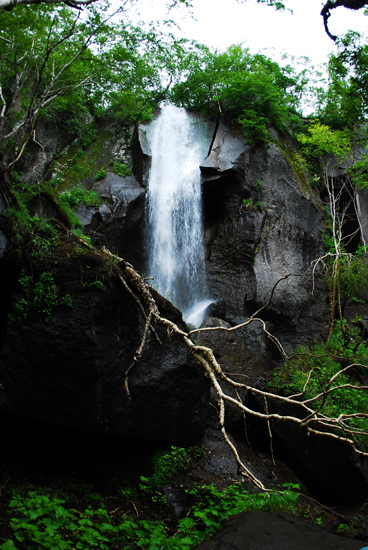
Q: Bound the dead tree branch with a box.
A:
[100,248,368,490]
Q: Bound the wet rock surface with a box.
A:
[193,510,365,550]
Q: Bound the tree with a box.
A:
[170,44,307,144]
[112,251,368,491]
[256,0,368,42]
[0,1,188,205]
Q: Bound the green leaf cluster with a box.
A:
[139,446,191,502]
[317,32,368,130]
[269,321,368,447]
[60,185,102,209]
[170,44,306,144]
[9,270,73,323]
[112,162,132,178]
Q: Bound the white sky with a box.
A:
[133,0,368,69]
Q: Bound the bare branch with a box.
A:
[97,247,368,489]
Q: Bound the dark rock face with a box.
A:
[193,511,364,550]
[78,172,146,261]
[0,278,210,442]
[202,299,226,320]
[197,316,274,382]
[201,124,328,351]
[17,115,72,185]
[197,316,275,429]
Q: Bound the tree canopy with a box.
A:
[170,44,306,144]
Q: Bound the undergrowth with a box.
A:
[0,479,299,550]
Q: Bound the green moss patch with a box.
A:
[274,138,311,199]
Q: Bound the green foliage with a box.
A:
[189,483,299,534]
[2,489,118,550]
[71,228,92,245]
[269,321,368,447]
[243,198,254,208]
[93,169,107,182]
[79,126,98,150]
[297,122,351,163]
[118,483,139,502]
[60,186,102,209]
[338,255,368,302]
[170,44,306,144]
[1,482,299,550]
[12,171,21,185]
[254,180,264,192]
[317,32,368,129]
[112,162,132,178]
[9,270,73,323]
[49,173,63,188]
[336,498,368,538]
[86,281,104,290]
[139,446,191,502]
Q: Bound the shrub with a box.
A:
[60,186,102,209]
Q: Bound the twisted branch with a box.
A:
[100,247,368,489]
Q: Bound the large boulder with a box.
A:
[196,316,275,429]
[193,511,364,550]
[0,239,210,442]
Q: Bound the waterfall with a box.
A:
[147,104,211,325]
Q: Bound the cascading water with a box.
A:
[147,104,212,326]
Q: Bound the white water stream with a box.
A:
[147,104,212,326]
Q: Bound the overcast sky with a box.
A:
[133,0,368,69]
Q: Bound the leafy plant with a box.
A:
[2,489,119,550]
[139,446,191,502]
[112,162,132,178]
[60,186,102,209]
[71,228,92,245]
[86,281,104,290]
[243,198,254,208]
[188,482,299,535]
[254,180,264,192]
[269,321,368,447]
[94,169,107,182]
[9,271,73,323]
[170,44,306,144]
[1,482,299,550]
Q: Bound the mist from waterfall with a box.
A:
[147,104,210,324]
